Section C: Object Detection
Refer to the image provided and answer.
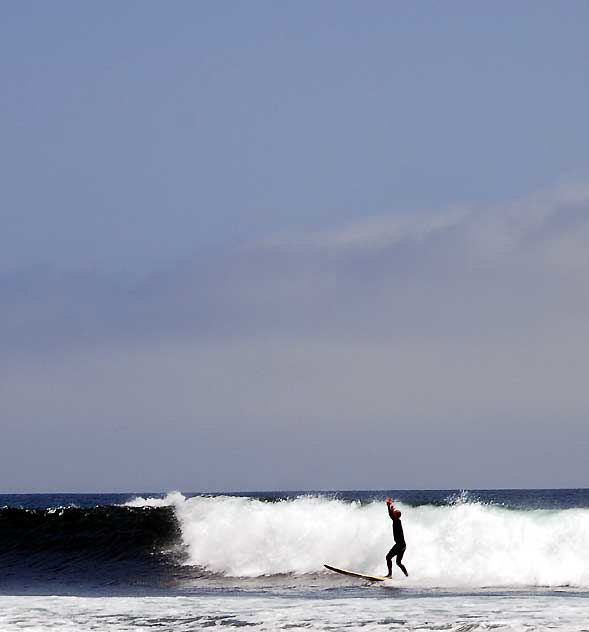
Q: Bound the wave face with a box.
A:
[0,505,181,589]
[154,493,589,588]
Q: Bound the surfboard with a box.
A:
[324,563,389,582]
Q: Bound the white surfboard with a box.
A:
[324,563,389,582]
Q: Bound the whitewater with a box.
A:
[128,491,589,588]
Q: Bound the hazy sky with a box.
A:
[2,2,589,492]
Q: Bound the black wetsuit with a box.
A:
[386,506,408,577]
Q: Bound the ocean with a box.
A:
[1,489,588,631]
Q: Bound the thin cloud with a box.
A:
[265,179,589,262]
[2,179,589,357]
[306,208,469,251]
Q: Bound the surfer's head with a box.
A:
[392,509,402,519]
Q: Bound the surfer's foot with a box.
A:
[384,573,392,579]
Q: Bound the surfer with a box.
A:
[385,498,408,578]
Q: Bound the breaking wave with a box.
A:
[3,492,589,589]
[132,492,589,588]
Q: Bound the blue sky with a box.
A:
[2,2,589,491]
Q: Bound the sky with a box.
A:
[2,1,589,492]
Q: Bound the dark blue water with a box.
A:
[3,488,589,510]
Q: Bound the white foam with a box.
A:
[122,491,184,508]
[1,594,589,631]
[165,494,589,588]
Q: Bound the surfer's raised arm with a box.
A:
[386,498,395,520]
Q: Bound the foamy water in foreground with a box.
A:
[1,593,588,631]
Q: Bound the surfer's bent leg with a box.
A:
[395,546,408,576]
[385,544,399,576]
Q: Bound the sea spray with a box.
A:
[129,492,589,587]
